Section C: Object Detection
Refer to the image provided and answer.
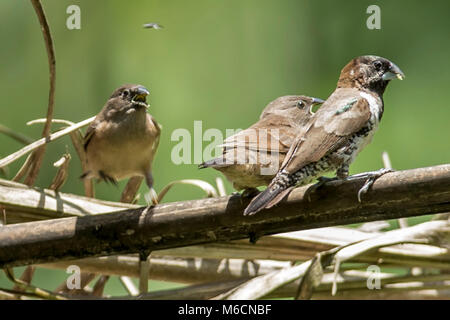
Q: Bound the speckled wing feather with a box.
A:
[282,94,371,174]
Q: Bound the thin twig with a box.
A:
[120,276,139,296]
[121,177,143,204]
[26,113,95,197]
[382,151,408,229]
[48,153,71,192]
[92,275,110,297]
[139,253,151,294]
[0,287,40,299]
[157,179,218,203]
[12,266,36,293]
[26,0,56,185]
[1,206,6,225]
[0,167,8,178]
[0,116,95,169]
[12,153,33,182]
[27,118,75,127]
[4,267,66,300]
[216,177,227,197]
[0,124,33,145]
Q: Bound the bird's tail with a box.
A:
[244,173,294,216]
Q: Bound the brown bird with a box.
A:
[81,84,161,191]
[244,55,404,215]
[199,95,324,195]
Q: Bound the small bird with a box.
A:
[81,84,161,191]
[199,95,324,196]
[244,55,405,215]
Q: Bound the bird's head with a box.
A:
[110,84,150,109]
[296,96,325,114]
[260,95,324,122]
[337,55,405,95]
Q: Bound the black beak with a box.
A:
[135,86,150,96]
[382,62,405,81]
[132,86,150,103]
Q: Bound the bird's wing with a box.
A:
[148,114,162,155]
[221,115,299,153]
[281,96,371,173]
[83,102,112,150]
[221,95,312,153]
[250,116,299,153]
[83,118,100,150]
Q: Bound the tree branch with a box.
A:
[0,165,449,268]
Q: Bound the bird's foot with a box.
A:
[306,176,339,202]
[347,168,394,202]
[144,188,159,207]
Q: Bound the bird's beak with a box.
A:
[382,62,405,81]
[132,86,150,104]
[311,97,325,105]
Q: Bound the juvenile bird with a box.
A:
[244,55,404,215]
[199,95,324,195]
[81,84,161,191]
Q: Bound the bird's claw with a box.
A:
[357,182,371,203]
[355,168,394,202]
[144,189,159,206]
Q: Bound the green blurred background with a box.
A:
[0,0,449,297]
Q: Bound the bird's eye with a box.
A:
[297,101,304,108]
[122,90,129,97]
[373,60,383,71]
